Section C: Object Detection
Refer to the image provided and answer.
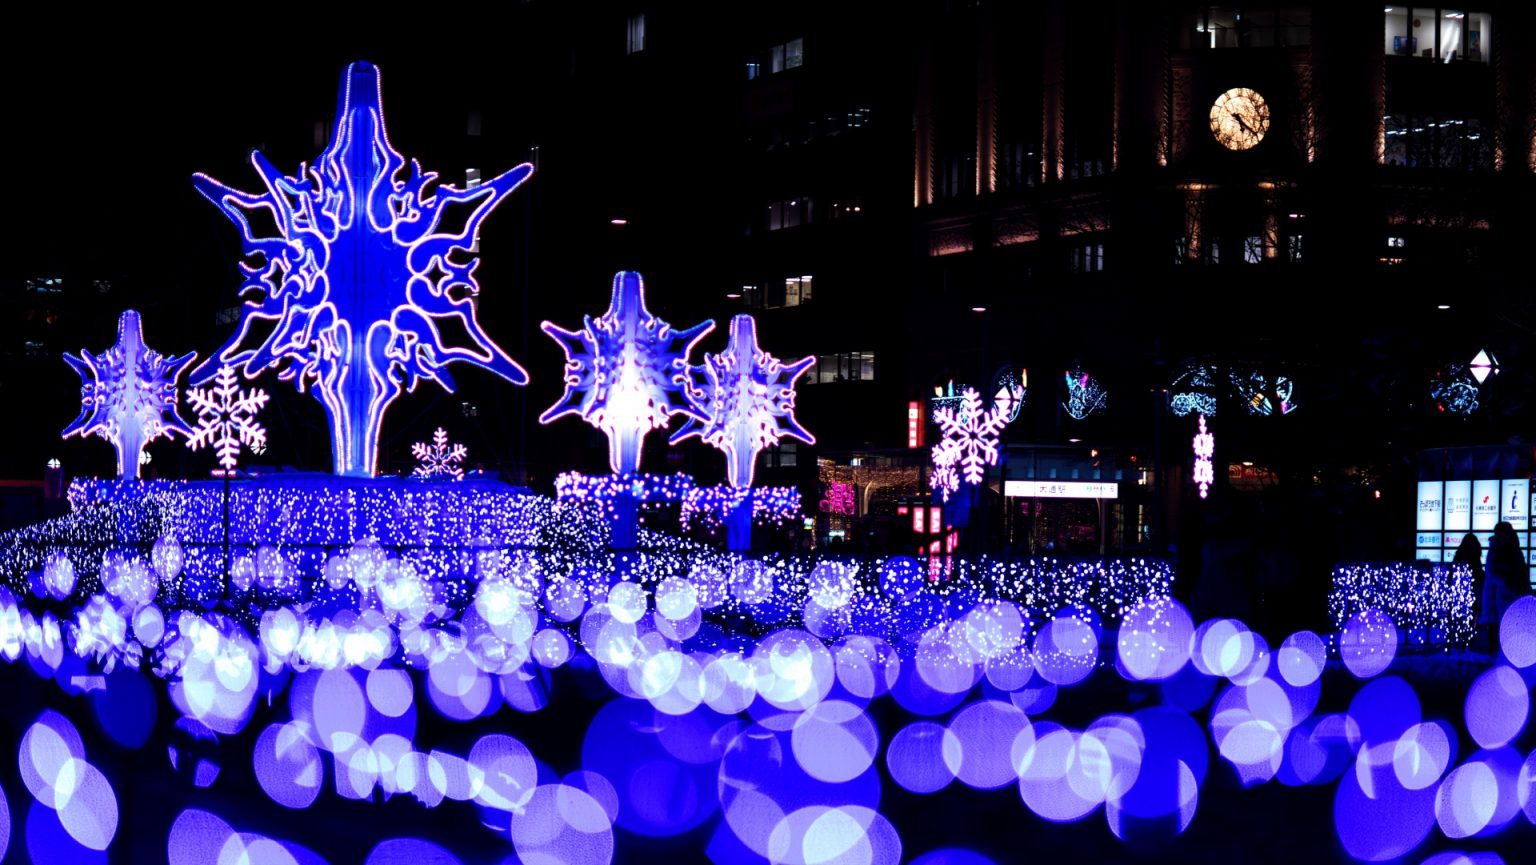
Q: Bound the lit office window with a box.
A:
[770,38,804,73]
[627,13,646,54]
[1070,243,1106,273]
[1385,8,1490,63]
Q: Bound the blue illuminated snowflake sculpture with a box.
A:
[541,272,713,474]
[62,310,196,479]
[191,61,533,477]
[672,315,815,489]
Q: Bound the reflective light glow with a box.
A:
[62,310,195,479]
[672,315,814,489]
[1192,414,1214,499]
[184,365,268,472]
[540,271,713,475]
[192,61,532,476]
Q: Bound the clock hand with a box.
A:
[1230,112,1254,135]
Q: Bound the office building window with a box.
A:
[770,38,804,73]
[26,277,62,294]
[1181,7,1312,49]
[746,60,761,80]
[767,198,813,231]
[1385,8,1490,62]
[810,352,875,385]
[1287,234,1305,263]
[760,441,799,469]
[1243,235,1265,264]
[1069,242,1106,273]
[627,13,646,54]
[1383,116,1492,170]
[746,276,813,309]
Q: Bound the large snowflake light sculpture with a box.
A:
[62,310,195,479]
[412,428,467,480]
[186,366,269,472]
[541,271,713,474]
[1193,414,1214,499]
[191,61,532,477]
[671,315,814,489]
[1063,367,1108,420]
[932,387,1008,490]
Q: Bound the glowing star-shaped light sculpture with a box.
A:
[933,387,1008,490]
[412,428,467,480]
[673,315,815,489]
[1193,414,1214,499]
[191,61,532,477]
[186,366,269,472]
[62,310,196,479]
[541,272,714,474]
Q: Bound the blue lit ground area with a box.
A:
[0,478,1530,864]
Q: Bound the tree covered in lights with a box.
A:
[62,310,196,480]
[191,61,532,477]
[541,271,713,474]
[672,315,814,489]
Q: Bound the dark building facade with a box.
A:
[4,6,1535,560]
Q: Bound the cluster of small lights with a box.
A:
[1169,391,1218,417]
[1328,562,1475,648]
[1431,364,1481,415]
[1169,364,1218,417]
[1062,366,1108,420]
[9,476,1536,862]
[679,485,802,530]
[553,472,697,519]
[1230,370,1297,416]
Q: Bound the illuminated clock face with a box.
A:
[1209,87,1270,151]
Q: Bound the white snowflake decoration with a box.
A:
[412,427,468,480]
[933,387,1008,491]
[1192,414,1215,499]
[186,366,269,471]
[930,443,962,503]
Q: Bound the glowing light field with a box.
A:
[7,58,1534,865]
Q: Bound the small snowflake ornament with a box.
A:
[1192,414,1214,499]
[186,366,269,471]
[412,428,468,480]
[932,387,1007,488]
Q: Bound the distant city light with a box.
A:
[971,306,987,313]
[610,218,628,225]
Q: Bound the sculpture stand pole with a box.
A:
[612,489,638,551]
[727,495,752,552]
